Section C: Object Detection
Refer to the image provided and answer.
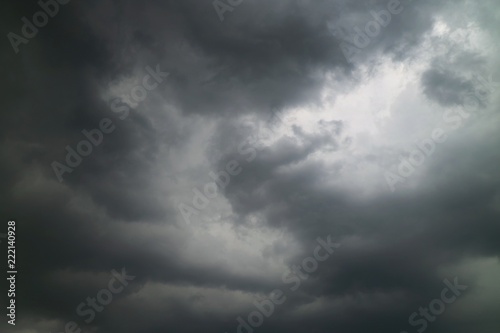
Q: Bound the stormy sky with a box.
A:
[1,0,500,333]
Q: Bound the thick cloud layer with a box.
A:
[1,1,499,333]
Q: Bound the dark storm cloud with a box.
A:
[421,68,476,107]
[1,1,499,333]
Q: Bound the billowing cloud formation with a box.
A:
[1,1,499,333]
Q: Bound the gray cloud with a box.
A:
[1,1,500,333]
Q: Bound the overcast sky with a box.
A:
[1,0,500,333]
